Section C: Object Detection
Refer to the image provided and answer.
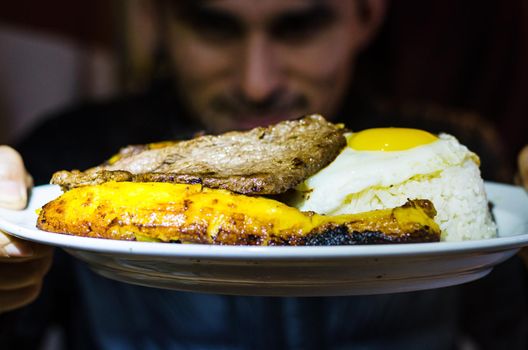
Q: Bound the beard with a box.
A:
[201,89,310,132]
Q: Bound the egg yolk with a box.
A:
[347,128,438,151]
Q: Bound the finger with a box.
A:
[0,231,34,257]
[518,145,528,189]
[0,255,53,290]
[0,231,53,259]
[0,282,42,314]
[0,146,29,210]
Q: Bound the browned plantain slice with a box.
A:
[37,182,440,245]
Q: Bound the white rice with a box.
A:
[330,159,496,241]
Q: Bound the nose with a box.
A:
[240,33,281,102]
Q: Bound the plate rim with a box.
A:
[0,181,527,260]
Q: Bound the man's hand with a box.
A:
[0,146,33,209]
[0,146,53,314]
[0,234,53,313]
[518,145,528,189]
[517,146,528,268]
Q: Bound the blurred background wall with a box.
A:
[357,0,528,169]
[0,1,118,143]
[0,0,526,166]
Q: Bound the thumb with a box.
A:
[0,146,31,210]
[519,145,528,189]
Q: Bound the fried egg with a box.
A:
[292,127,480,216]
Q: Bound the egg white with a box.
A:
[292,133,479,215]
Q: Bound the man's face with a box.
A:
[165,0,375,133]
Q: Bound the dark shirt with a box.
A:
[3,87,527,349]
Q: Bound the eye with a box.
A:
[270,7,336,45]
[169,3,244,43]
[187,13,244,42]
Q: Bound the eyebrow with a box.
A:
[269,3,337,31]
[170,0,337,34]
[171,1,245,30]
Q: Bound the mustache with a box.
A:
[209,90,308,116]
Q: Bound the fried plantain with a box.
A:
[37,182,440,245]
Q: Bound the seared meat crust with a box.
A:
[51,115,346,195]
[37,182,440,245]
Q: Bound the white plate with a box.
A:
[0,182,527,296]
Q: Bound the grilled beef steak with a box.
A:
[51,115,346,194]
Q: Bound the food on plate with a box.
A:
[289,128,497,241]
[37,182,440,245]
[50,114,345,194]
[36,115,495,244]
